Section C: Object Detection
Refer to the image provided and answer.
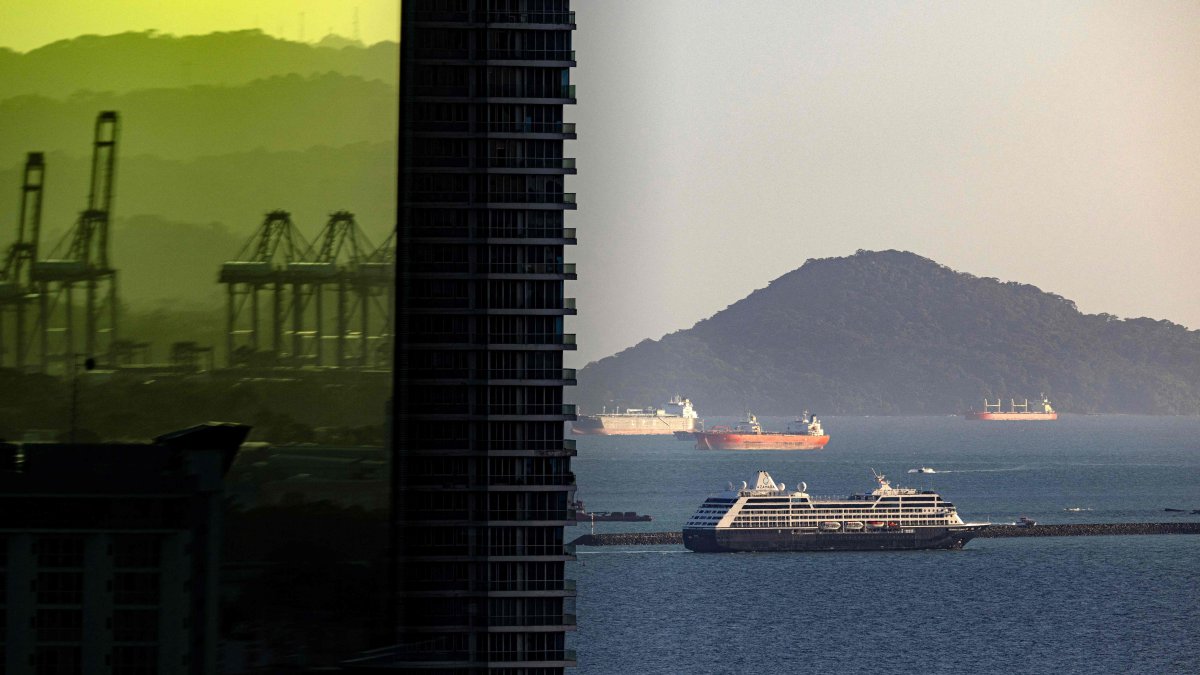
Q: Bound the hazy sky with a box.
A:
[1,2,1197,367]
[569,1,1200,365]
[0,0,400,51]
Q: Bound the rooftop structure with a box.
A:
[0,422,251,674]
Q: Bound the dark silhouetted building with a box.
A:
[392,0,578,671]
[0,423,250,675]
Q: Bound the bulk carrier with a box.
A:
[571,396,700,435]
[965,395,1057,421]
[682,470,988,552]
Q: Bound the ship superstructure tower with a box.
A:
[394,1,578,671]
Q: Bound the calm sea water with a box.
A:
[566,415,1200,674]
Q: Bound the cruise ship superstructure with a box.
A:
[683,470,988,552]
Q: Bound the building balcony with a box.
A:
[484,403,577,416]
[412,47,471,59]
[487,509,576,523]
[486,262,575,275]
[405,191,576,207]
[489,649,577,668]
[406,402,577,418]
[488,156,576,171]
[484,439,576,453]
[485,85,576,101]
[487,613,578,630]
[407,121,576,137]
[482,332,577,346]
[487,191,576,205]
[406,190,470,204]
[492,648,578,661]
[412,10,472,22]
[489,471,576,487]
[411,84,471,97]
[486,49,576,62]
[485,227,577,242]
[488,121,576,135]
[486,10,576,26]
[488,578,577,593]
[410,10,576,27]
[487,367,577,383]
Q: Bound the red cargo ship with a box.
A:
[965,395,1058,421]
[694,411,830,451]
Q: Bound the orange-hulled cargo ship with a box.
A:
[965,395,1058,421]
[694,411,829,451]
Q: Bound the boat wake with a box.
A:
[577,549,687,555]
[926,466,1028,474]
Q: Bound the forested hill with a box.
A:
[575,250,1200,415]
[0,30,397,98]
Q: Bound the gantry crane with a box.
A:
[300,211,393,367]
[220,210,311,367]
[0,152,46,369]
[220,210,394,369]
[32,111,120,372]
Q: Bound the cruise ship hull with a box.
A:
[682,525,986,552]
[572,414,697,435]
[694,433,830,450]
[964,412,1058,421]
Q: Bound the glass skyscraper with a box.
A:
[395,1,578,671]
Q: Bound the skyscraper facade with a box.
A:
[396,1,578,671]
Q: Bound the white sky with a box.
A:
[0,0,400,51]
[1,2,1197,366]
[566,1,1200,365]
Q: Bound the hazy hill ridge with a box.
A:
[0,30,398,98]
[0,30,397,322]
[576,250,1200,415]
[0,73,396,161]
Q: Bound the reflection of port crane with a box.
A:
[32,111,120,372]
[220,210,311,367]
[0,152,45,369]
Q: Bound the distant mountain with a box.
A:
[0,30,397,323]
[0,30,397,98]
[575,250,1200,415]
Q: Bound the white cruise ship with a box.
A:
[682,470,989,552]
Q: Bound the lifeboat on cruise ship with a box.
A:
[844,521,865,531]
[819,521,841,531]
[866,521,885,529]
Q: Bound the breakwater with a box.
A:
[570,522,1200,547]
